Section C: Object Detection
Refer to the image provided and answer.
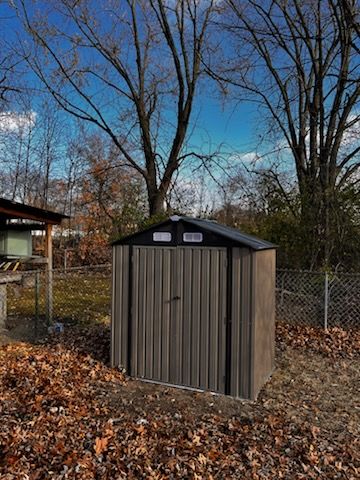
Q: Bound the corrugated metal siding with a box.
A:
[112,244,275,399]
[111,245,129,368]
[252,250,276,398]
[230,247,253,399]
[130,246,227,393]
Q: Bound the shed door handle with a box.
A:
[172,296,181,300]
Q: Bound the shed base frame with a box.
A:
[130,376,252,401]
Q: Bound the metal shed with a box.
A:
[111,216,276,399]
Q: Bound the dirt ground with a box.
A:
[0,322,359,479]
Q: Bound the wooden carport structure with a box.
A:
[0,198,68,325]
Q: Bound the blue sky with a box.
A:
[0,1,263,162]
[196,95,259,151]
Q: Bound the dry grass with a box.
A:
[7,273,111,324]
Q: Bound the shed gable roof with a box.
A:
[113,216,276,250]
[180,217,275,250]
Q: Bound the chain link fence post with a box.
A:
[45,268,53,326]
[35,271,40,338]
[324,272,329,331]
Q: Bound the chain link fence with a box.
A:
[1,266,359,341]
[276,269,360,329]
[3,265,111,341]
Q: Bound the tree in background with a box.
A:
[217,0,360,269]
[0,97,67,206]
[16,0,219,216]
[215,160,360,270]
[0,8,21,108]
[67,133,146,265]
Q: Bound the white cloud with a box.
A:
[241,151,259,163]
[228,151,260,165]
[340,112,360,150]
[0,111,37,133]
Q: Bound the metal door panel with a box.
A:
[131,246,227,393]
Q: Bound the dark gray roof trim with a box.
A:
[113,216,276,250]
[181,217,276,250]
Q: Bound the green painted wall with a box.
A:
[0,230,32,257]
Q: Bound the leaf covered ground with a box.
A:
[0,323,359,479]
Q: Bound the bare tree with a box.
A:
[0,53,20,106]
[15,0,218,215]
[217,0,360,267]
[0,2,21,107]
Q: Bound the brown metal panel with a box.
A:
[111,245,130,370]
[129,245,228,394]
[177,248,184,385]
[131,247,140,376]
[251,249,276,399]
[230,247,253,398]
[199,249,210,389]
[120,245,129,368]
[153,249,163,380]
[139,248,148,377]
[217,249,227,393]
[114,245,122,368]
[169,248,182,384]
[111,246,117,367]
[145,248,155,379]
[230,248,240,396]
[190,248,201,387]
[117,245,124,368]
[178,247,227,393]
[161,248,172,382]
[239,249,252,398]
[208,249,219,391]
[181,248,193,386]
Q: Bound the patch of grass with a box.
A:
[7,273,111,325]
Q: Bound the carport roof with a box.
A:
[113,215,276,250]
[0,198,69,225]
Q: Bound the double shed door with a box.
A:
[131,246,228,393]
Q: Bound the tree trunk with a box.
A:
[148,187,166,216]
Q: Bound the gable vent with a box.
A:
[183,232,203,242]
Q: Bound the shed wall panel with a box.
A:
[111,245,129,369]
[111,247,116,366]
[131,247,139,375]
[190,249,201,387]
[161,248,172,382]
[182,248,192,386]
[153,249,163,380]
[252,249,276,398]
[199,249,210,389]
[230,247,252,398]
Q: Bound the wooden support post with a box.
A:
[45,223,53,324]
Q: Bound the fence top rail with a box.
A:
[16,265,360,278]
[52,264,112,273]
[277,268,360,278]
[277,268,324,275]
[18,264,112,276]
